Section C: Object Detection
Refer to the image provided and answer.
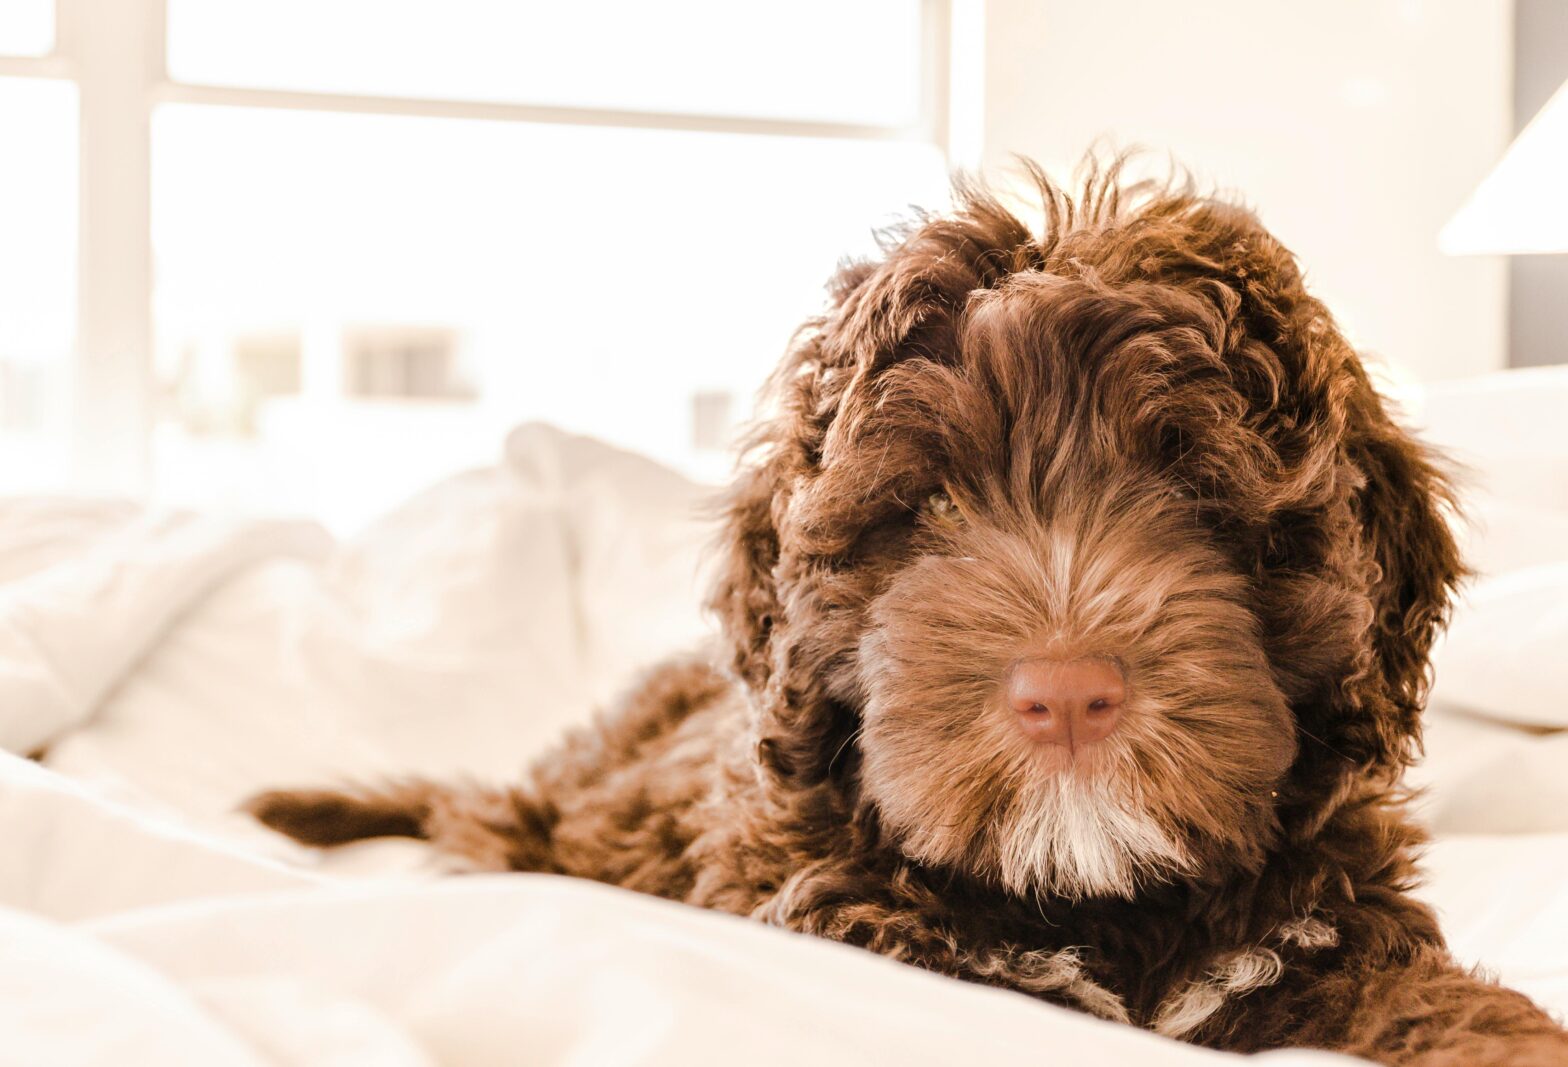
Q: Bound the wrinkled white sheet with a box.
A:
[19,427,710,845]
[5,869,1357,1067]
[0,421,1562,1065]
[0,509,330,756]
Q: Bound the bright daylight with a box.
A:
[3,2,1567,1065]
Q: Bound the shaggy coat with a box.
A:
[252,164,1568,1065]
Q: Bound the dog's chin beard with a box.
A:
[988,772,1192,900]
[881,765,1192,903]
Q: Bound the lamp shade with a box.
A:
[1440,77,1568,255]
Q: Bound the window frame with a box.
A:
[0,0,958,495]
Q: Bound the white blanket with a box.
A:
[0,423,1561,1065]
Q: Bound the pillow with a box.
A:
[502,422,715,706]
[1410,707,1568,833]
[1414,369,1568,731]
[1431,561,1568,730]
[1453,497,1568,581]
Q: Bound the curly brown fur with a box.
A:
[251,158,1567,1064]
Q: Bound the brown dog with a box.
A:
[251,161,1568,1064]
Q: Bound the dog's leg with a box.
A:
[1333,956,1568,1066]
[1199,942,1568,1065]
[246,779,560,873]
[246,782,434,845]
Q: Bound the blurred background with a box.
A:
[0,0,1561,534]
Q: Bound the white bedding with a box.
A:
[2,408,1565,1066]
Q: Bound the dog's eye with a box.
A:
[922,490,964,526]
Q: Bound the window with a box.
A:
[342,327,468,401]
[1,1,954,531]
[0,1,53,57]
[0,76,76,493]
[166,0,925,127]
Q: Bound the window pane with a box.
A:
[167,0,925,127]
[0,0,52,56]
[0,77,77,492]
[151,105,947,531]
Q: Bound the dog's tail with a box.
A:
[245,781,436,847]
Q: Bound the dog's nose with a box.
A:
[1008,657,1125,752]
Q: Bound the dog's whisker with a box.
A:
[827,725,864,774]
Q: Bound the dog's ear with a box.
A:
[1170,200,1464,774]
[1339,375,1464,767]
[706,318,861,785]
[708,194,1040,786]
[707,454,784,693]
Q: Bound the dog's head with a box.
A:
[709,164,1461,901]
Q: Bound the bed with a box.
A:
[3,369,1565,1065]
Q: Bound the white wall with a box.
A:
[976,0,1513,382]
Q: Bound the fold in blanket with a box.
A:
[6,869,1358,1067]
[0,512,330,754]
